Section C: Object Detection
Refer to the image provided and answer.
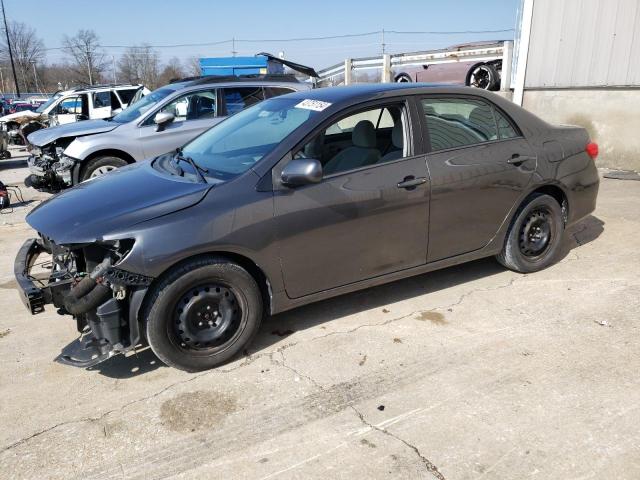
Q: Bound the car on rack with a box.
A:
[15,83,600,371]
[24,75,311,191]
[0,84,147,146]
[393,41,505,90]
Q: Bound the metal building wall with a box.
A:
[525,0,640,88]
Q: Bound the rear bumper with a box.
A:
[14,238,49,314]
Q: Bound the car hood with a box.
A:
[27,160,213,244]
[27,119,119,147]
[0,110,43,123]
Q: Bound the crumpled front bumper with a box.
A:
[14,238,74,315]
[14,238,50,314]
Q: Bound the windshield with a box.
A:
[111,87,175,124]
[35,93,62,113]
[180,97,317,180]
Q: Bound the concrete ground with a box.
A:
[0,148,639,479]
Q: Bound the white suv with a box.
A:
[0,84,149,144]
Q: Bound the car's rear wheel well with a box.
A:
[528,185,568,225]
[142,252,273,324]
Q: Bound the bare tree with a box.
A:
[157,57,185,86]
[62,29,106,85]
[117,44,160,89]
[0,21,44,92]
[186,56,202,77]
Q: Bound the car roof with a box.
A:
[279,83,506,105]
[168,75,309,92]
[287,83,466,103]
[59,84,142,95]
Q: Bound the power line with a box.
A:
[40,28,515,52]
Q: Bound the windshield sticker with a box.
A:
[294,99,332,112]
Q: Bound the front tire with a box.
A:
[497,194,564,273]
[144,257,263,372]
[81,156,128,182]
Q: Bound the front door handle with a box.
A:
[507,154,537,165]
[397,176,427,189]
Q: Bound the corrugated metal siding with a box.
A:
[525,0,640,87]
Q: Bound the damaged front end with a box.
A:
[14,236,152,368]
[25,141,76,192]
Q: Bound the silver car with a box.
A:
[25,76,310,191]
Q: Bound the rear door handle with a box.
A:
[397,176,427,189]
[507,154,537,165]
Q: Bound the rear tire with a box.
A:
[466,63,500,90]
[144,257,263,372]
[496,194,564,273]
[80,156,128,182]
[395,73,413,83]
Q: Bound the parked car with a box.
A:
[8,102,37,114]
[15,84,600,371]
[393,41,505,90]
[24,75,310,191]
[0,84,147,146]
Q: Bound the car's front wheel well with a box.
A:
[141,252,273,327]
[84,149,135,165]
[530,184,568,225]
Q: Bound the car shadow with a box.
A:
[92,214,604,379]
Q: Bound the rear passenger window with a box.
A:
[117,88,138,106]
[223,87,265,115]
[421,98,498,152]
[92,91,111,108]
[495,109,519,139]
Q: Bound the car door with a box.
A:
[137,88,222,159]
[418,95,536,262]
[54,95,85,124]
[274,99,430,299]
[90,90,113,119]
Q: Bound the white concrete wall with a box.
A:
[522,88,640,171]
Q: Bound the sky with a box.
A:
[5,0,522,70]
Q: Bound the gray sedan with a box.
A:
[16,84,600,371]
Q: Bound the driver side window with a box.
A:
[56,96,82,115]
[157,89,217,123]
[295,104,407,176]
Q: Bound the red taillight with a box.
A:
[586,142,599,159]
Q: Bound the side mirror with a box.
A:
[154,112,175,132]
[281,159,323,187]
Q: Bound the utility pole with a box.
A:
[111,55,117,84]
[381,28,386,55]
[1,0,20,97]
[231,37,237,57]
[30,60,40,93]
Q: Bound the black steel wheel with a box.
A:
[144,256,262,371]
[497,193,564,273]
[174,284,242,351]
[518,208,553,258]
